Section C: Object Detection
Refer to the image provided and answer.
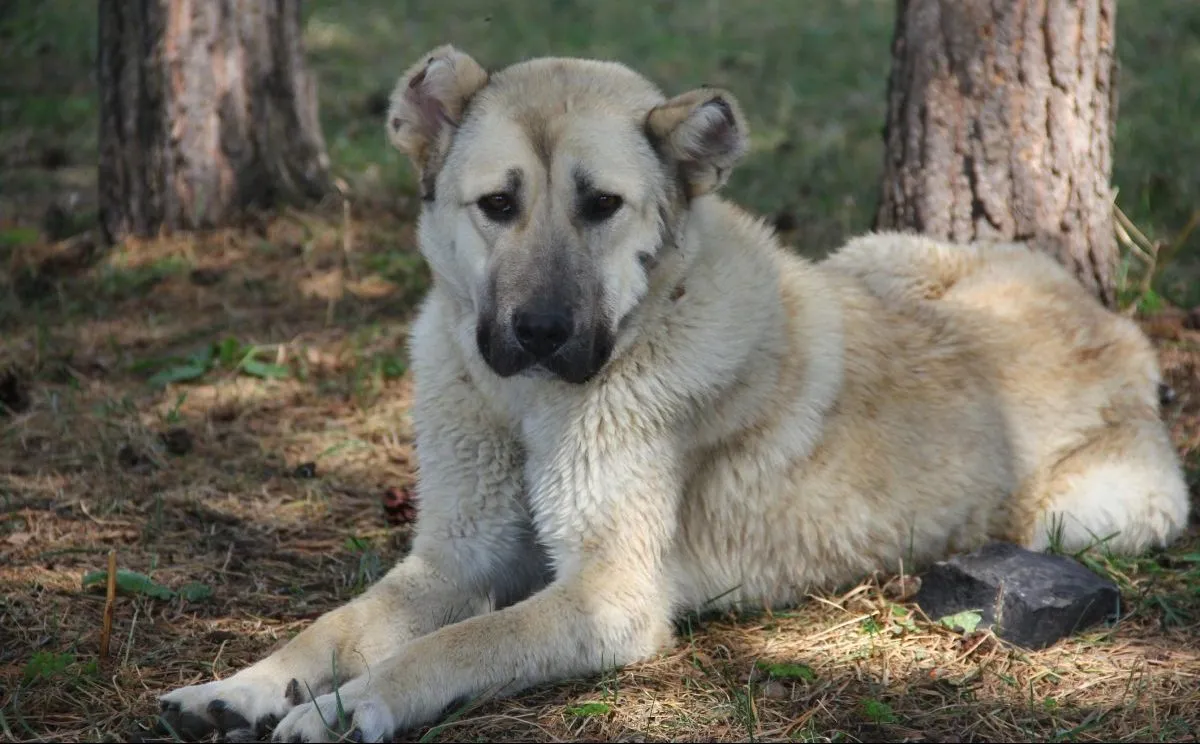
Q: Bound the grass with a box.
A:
[1,0,1199,742]
[3,0,1199,278]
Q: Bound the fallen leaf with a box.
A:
[346,275,399,299]
[82,569,175,601]
[299,269,344,301]
[565,702,611,718]
[938,610,983,634]
[179,582,214,602]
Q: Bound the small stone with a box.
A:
[760,680,790,700]
[914,542,1119,650]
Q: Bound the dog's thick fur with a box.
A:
[159,49,1190,742]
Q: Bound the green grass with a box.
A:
[2,0,1197,281]
[296,0,898,249]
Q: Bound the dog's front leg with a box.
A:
[271,429,682,742]
[158,370,540,741]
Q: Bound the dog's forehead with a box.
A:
[486,57,665,112]
[457,59,666,192]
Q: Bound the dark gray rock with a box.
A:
[914,541,1120,649]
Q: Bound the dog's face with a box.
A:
[386,47,748,383]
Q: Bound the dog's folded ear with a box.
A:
[646,89,749,198]
[386,46,489,195]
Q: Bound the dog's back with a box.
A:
[822,232,1188,554]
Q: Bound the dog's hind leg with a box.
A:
[1026,411,1190,556]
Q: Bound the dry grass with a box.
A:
[2,211,1199,743]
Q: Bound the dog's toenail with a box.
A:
[286,678,304,705]
[258,713,280,733]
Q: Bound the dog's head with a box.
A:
[386,46,748,384]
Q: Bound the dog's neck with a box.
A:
[635,193,732,305]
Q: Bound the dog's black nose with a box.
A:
[513,307,573,359]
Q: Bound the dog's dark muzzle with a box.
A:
[476,298,612,384]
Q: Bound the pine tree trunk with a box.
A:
[98,0,332,244]
[874,0,1119,307]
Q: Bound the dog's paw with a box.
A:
[271,681,396,743]
[159,672,315,741]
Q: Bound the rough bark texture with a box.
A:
[98,0,332,244]
[875,0,1119,307]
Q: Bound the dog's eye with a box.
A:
[581,193,624,223]
[477,193,517,222]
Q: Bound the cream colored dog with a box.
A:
[158,47,1190,742]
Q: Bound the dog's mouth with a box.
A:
[475,319,613,385]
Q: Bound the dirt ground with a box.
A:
[1,206,1199,743]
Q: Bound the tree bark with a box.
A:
[98,0,332,244]
[874,0,1119,307]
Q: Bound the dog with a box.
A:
[158,47,1190,742]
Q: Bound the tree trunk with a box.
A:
[874,0,1119,307]
[98,0,332,244]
